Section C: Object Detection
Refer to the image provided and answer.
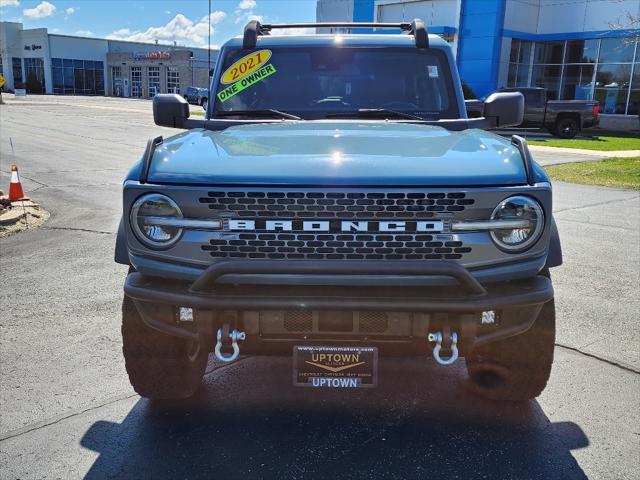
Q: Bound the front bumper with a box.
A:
[124,260,553,350]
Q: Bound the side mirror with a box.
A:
[482,92,524,128]
[153,94,190,128]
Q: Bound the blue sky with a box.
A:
[0,0,318,47]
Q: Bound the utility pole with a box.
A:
[208,0,212,82]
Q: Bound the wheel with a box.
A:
[121,295,208,400]
[553,117,579,138]
[200,98,208,111]
[465,298,556,402]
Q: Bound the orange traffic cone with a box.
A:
[8,164,30,201]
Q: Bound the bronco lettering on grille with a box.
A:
[228,219,445,233]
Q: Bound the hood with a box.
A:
[147,122,530,186]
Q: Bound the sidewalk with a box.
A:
[529,143,640,167]
[529,144,640,159]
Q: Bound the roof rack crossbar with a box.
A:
[242,20,429,49]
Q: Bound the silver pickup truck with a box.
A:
[115,20,561,403]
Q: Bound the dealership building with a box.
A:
[317,0,640,115]
[0,21,218,98]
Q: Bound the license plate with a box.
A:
[293,346,378,388]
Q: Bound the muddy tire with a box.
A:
[465,299,556,402]
[122,296,208,400]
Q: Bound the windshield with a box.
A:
[212,46,458,119]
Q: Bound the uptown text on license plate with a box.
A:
[293,346,378,388]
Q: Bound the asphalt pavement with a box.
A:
[0,96,638,479]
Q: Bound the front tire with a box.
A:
[465,299,556,402]
[122,296,208,400]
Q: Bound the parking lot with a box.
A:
[0,95,638,479]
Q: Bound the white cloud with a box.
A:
[234,0,262,24]
[237,0,256,10]
[107,12,226,47]
[65,6,74,14]
[0,0,20,8]
[23,1,55,18]
[75,29,93,36]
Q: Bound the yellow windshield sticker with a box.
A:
[221,50,272,85]
[217,63,277,102]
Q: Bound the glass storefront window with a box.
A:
[599,38,635,64]
[534,41,565,64]
[561,64,595,100]
[507,39,533,89]
[566,39,599,63]
[505,37,638,113]
[594,63,633,114]
[510,39,533,64]
[628,67,639,115]
[12,57,23,89]
[52,58,104,95]
[518,40,533,65]
[24,58,45,93]
[531,64,562,99]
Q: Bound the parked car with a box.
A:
[116,20,561,403]
[466,87,599,138]
[182,86,209,109]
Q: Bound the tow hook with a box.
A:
[214,324,246,362]
[428,328,459,366]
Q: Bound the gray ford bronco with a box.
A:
[116,20,561,402]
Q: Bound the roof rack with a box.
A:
[242,19,428,49]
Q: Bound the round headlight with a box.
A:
[130,193,182,248]
[490,196,544,252]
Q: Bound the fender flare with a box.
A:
[545,217,563,269]
[114,217,131,265]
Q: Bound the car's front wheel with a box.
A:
[200,98,208,111]
[465,298,556,402]
[121,296,208,400]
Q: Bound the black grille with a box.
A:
[199,191,474,219]
[359,312,388,333]
[278,311,391,333]
[284,311,313,332]
[202,233,472,261]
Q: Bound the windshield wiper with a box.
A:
[325,109,424,120]
[213,109,301,120]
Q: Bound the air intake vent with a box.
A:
[359,312,389,333]
[284,311,313,332]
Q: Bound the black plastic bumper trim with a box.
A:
[125,273,552,313]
